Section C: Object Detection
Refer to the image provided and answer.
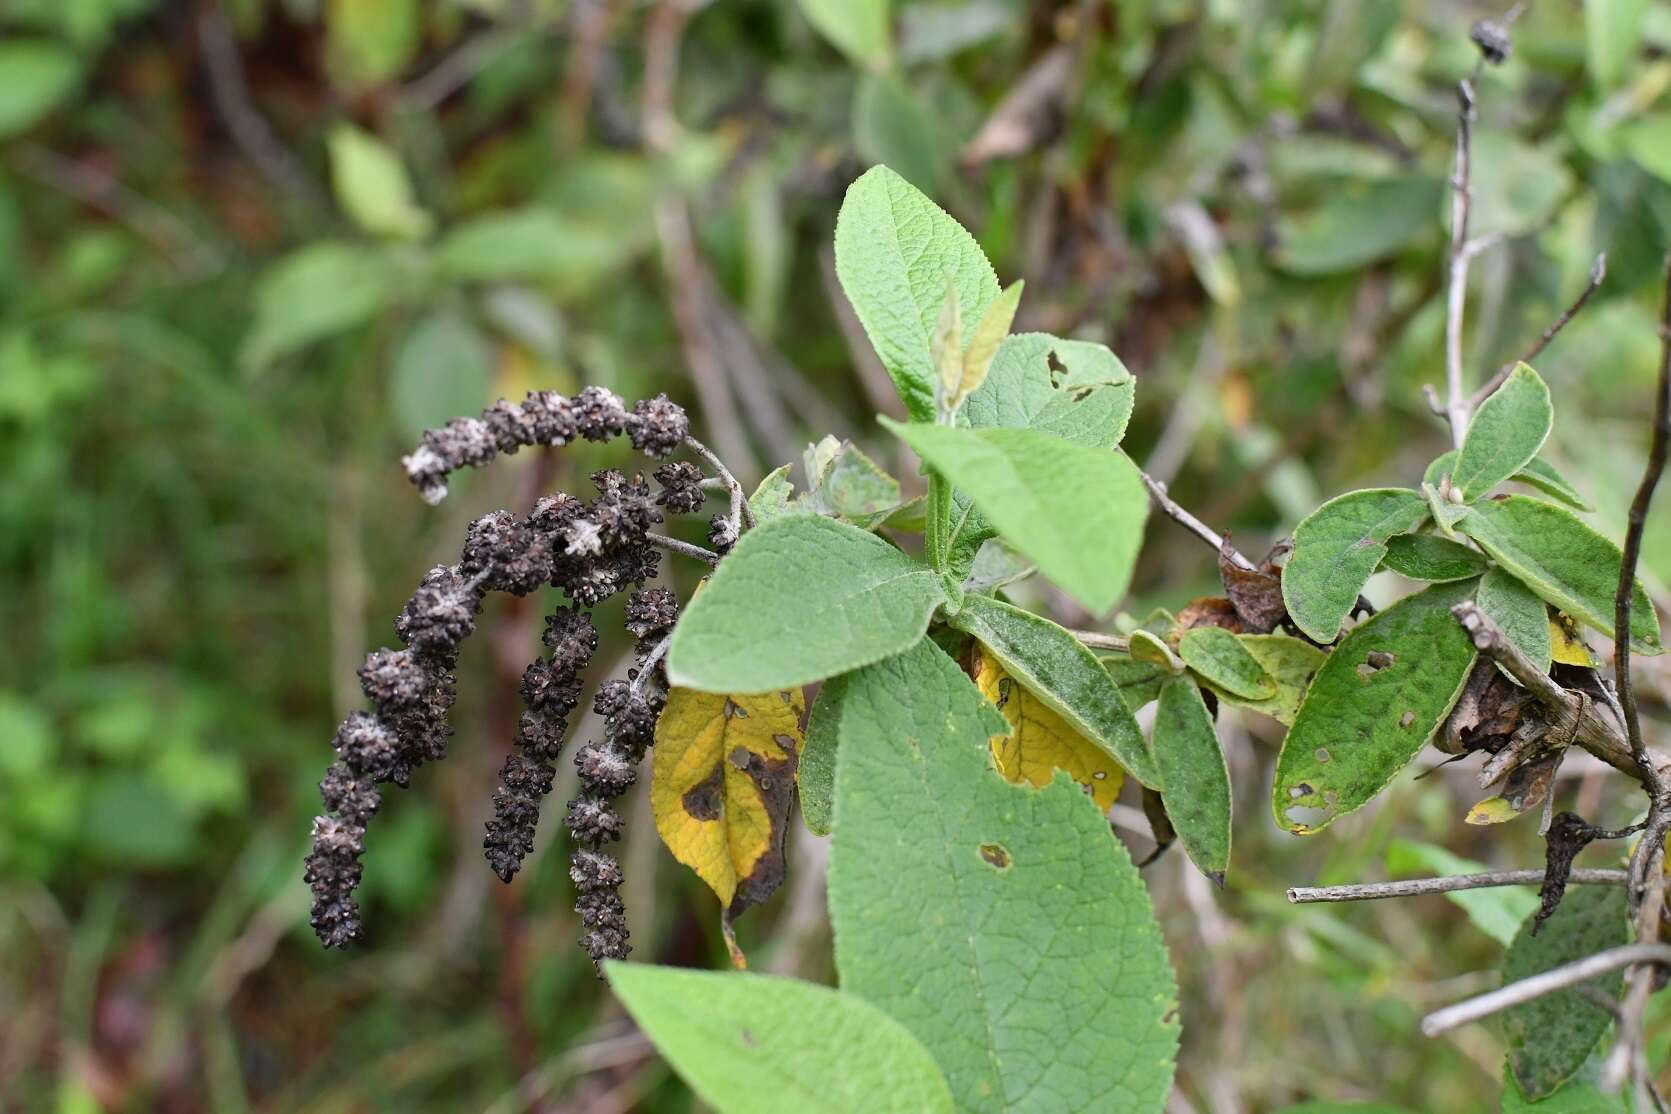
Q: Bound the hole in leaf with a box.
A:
[1356,650,1397,680]
[1400,710,1416,728]
[1288,783,1314,799]
[978,842,1011,869]
[1092,770,1108,780]
[1285,805,1332,830]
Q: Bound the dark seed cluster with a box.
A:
[309,387,715,954]
[402,387,690,504]
[565,587,681,972]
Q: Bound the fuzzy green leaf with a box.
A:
[884,420,1148,615]
[1281,488,1430,643]
[949,333,1135,569]
[798,677,846,837]
[1453,364,1553,502]
[828,639,1180,1113]
[1515,458,1594,512]
[1152,678,1231,881]
[1379,533,1488,582]
[834,167,999,420]
[666,516,944,693]
[1501,1058,1632,1113]
[1503,885,1629,1099]
[607,964,954,1114]
[1102,654,1170,713]
[1198,634,1325,726]
[1177,627,1275,701]
[1459,495,1662,654]
[1476,567,1553,675]
[952,594,1157,787]
[1273,581,1479,834]
[327,123,433,241]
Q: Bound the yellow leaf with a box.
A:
[1550,614,1595,667]
[973,645,1124,809]
[931,278,963,407]
[953,280,1023,409]
[1465,796,1524,825]
[652,689,804,937]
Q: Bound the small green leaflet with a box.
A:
[1199,634,1324,726]
[1502,885,1629,1099]
[953,593,1157,787]
[1459,495,1662,654]
[1151,678,1231,882]
[1378,533,1487,582]
[797,0,893,70]
[1176,627,1275,700]
[1273,580,1478,834]
[798,676,846,837]
[949,332,1136,571]
[241,242,400,371]
[834,166,1000,420]
[1384,839,1537,946]
[1476,567,1553,675]
[884,419,1148,615]
[1451,363,1552,502]
[1281,488,1430,643]
[827,639,1179,1113]
[1515,458,1593,512]
[606,964,954,1114]
[666,516,945,693]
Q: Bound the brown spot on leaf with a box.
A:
[739,1027,758,1048]
[681,764,726,821]
[978,842,1011,869]
[1175,596,1248,634]
[1357,650,1396,680]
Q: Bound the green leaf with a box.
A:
[1152,678,1231,881]
[828,639,1179,1113]
[1273,581,1479,834]
[607,964,954,1114]
[1503,885,1629,1099]
[1423,481,1470,538]
[804,438,905,527]
[1273,176,1444,275]
[390,310,491,440]
[953,280,1023,410]
[1379,533,1489,582]
[1476,567,1553,676]
[1281,488,1430,643]
[1586,0,1648,91]
[1424,450,1460,490]
[798,676,846,837]
[1514,458,1594,513]
[949,333,1136,567]
[1177,627,1275,701]
[241,242,400,371]
[1198,635,1325,727]
[1102,654,1170,713]
[666,516,945,693]
[834,166,1000,421]
[327,123,432,240]
[748,464,800,525]
[1452,364,1553,503]
[883,420,1148,615]
[798,0,893,69]
[0,41,80,138]
[952,593,1157,788]
[1458,496,1662,654]
[1384,839,1537,947]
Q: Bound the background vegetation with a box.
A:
[6,0,1671,1110]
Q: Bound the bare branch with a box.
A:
[1443,76,1481,448]
[1287,869,1628,905]
[685,435,753,539]
[1070,629,1130,653]
[1602,252,1671,1096]
[645,533,718,565]
[1421,943,1671,1037]
[1139,471,1257,572]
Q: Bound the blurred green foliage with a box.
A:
[6,0,1671,1110]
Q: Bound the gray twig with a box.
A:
[1287,868,1629,905]
[645,533,718,565]
[1138,470,1257,572]
[1470,253,1607,408]
[1442,75,1483,447]
[1421,943,1671,1037]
